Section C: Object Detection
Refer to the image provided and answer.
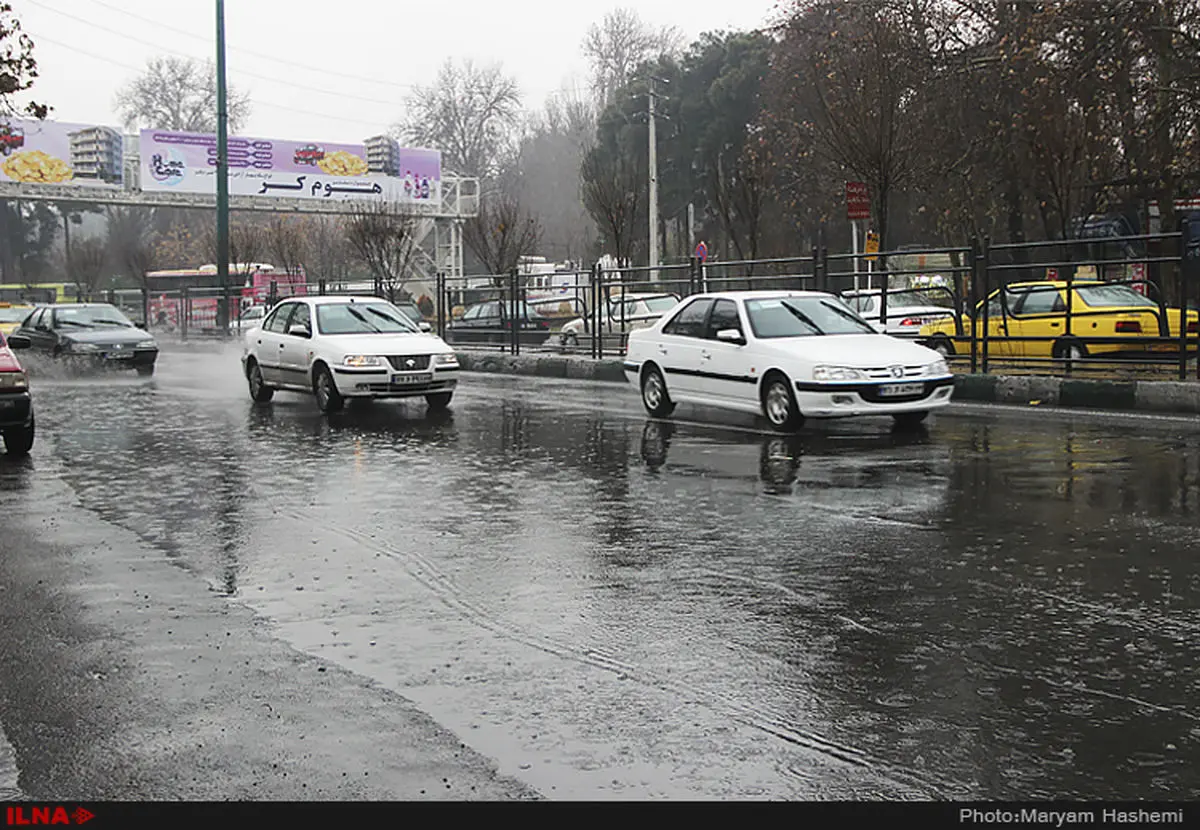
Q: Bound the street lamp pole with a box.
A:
[215,0,231,336]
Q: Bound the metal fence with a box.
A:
[54,220,1199,379]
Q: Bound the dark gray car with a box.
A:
[15,303,160,376]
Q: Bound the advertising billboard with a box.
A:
[138,130,441,206]
[0,118,124,187]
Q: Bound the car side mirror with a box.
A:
[7,334,31,350]
[418,321,432,332]
[287,324,311,338]
[716,328,745,344]
[134,321,146,329]
[35,324,49,332]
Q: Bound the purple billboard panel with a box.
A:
[139,129,441,206]
[0,118,124,187]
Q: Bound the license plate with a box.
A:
[392,373,432,385]
[878,382,925,397]
[107,352,135,360]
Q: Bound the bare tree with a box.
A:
[304,215,352,286]
[0,2,48,119]
[344,202,419,303]
[463,191,542,277]
[105,206,158,288]
[581,144,643,265]
[396,59,522,177]
[266,215,310,278]
[202,218,267,282]
[583,8,682,107]
[66,236,109,300]
[115,56,250,133]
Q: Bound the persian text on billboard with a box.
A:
[138,130,441,205]
[0,118,124,187]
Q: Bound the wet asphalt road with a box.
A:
[1,342,1199,800]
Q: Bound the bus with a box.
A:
[0,283,79,304]
[146,263,308,330]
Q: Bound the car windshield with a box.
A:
[54,305,135,328]
[0,307,28,323]
[316,302,421,335]
[745,296,877,338]
[396,305,422,321]
[640,296,679,312]
[1075,284,1158,308]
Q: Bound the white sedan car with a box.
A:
[241,296,460,413]
[623,290,954,431]
[558,292,681,347]
[840,288,955,337]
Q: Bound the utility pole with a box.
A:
[215,0,231,336]
[647,76,668,283]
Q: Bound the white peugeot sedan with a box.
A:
[241,295,460,413]
[623,290,954,431]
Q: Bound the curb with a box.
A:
[454,351,1200,417]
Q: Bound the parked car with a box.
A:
[393,300,433,331]
[241,295,460,414]
[14,303,159,376]
[558,292,681,347]
[0,302,34,337]
[624,290,954,432]
[919,280,1200,360]
[442,299,552,347]
[0,331,34,456]
[237,304,268,331]
[840,288,954,337]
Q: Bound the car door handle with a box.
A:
[700,351,711,360]
[1050,322,1060,327]
[657,346,667,354]
[280,343,286,348]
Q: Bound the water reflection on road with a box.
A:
[9,349,1200,799]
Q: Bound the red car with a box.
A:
[0,125,24,157]
[293,144,324,166]
[0,331,33,456]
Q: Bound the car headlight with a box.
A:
[137,339,157,349]
[812,365,865,381]
[68,341,99,352]
[928,359,949,376]
[433,353,458,366]
[0,371,27,390]
[343,355,383,367]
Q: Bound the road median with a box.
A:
[454,351,1200,416]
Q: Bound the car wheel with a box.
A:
[930,336,955,356]
[137,364,155,377]
[425,392,453,410]
[761,373,803,432]
[640,364,675,418]
[247,361,274,403]
[563,332,579,349]
[1053,339,1087,362]
[313,364,344,413]
[892,410,929,429]
[4,416,34,457]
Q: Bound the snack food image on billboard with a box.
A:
[139,129,441,206]
[0,119,124,187]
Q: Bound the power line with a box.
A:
[24,0,410,108]
[25,31,396,132]
[82,0,420,92]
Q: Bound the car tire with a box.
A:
[892,410,929,429]
[1053,339,1087,362]
[247,361,274,403]
[929,335,955,356]
[562,332,579,349]
[640,364,675,418]
[313,364,344,413]
[425,392,453,410]
[761,372,803,432]
[4,416,34,457]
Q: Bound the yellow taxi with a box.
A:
[919,281,1199,360]
[0,303,34,337]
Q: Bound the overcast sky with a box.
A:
[15,0,782,145]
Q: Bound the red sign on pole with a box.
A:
[845,181,870,220]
